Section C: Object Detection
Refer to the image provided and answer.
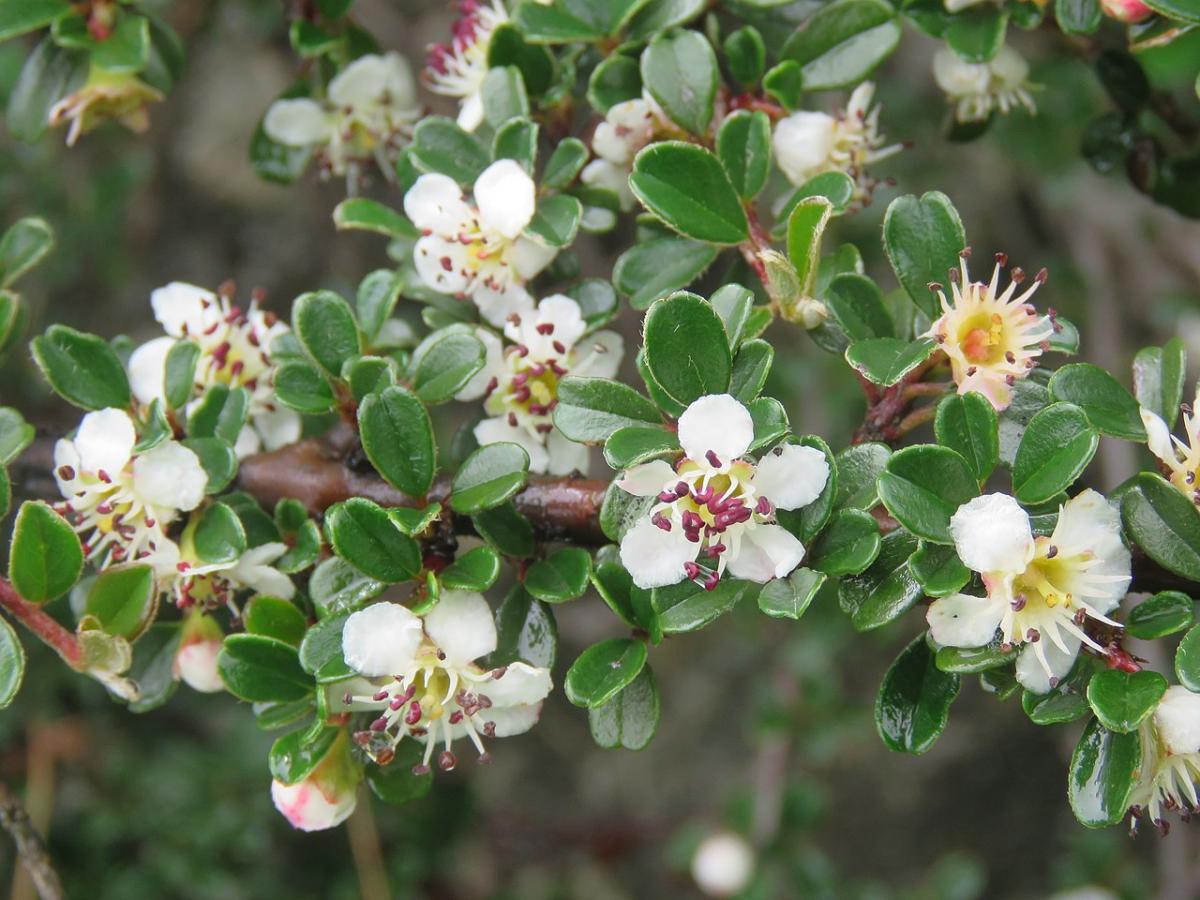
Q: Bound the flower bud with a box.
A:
[48,67,163,147]
[1099,0,1153,21]
[771,111,836,186]
[270,730,360,832]
[761,250,828,329]
[691,831,755,898]
[174,611,225,693]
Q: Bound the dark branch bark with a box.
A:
[0,781,62,900]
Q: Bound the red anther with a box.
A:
[482,721,496,737]
[705,450,722,467]
[373,689,389,701]
[57,465,76,480]
[1035,267,1048,284]
[755,496,773,515]
[995,252,1008,267]
[449,711,464,724]
[510,372,528,386]
[516,345,529,357]
[684,561,701,580]
[405,701,423,726]
[369,717,388,732]
[651,513,672,532]
[535,322,554,335]
[507,412,518,427]
[552,340,566,354]
[658,491,677,503]
[535,423,553,434]
[675,482,690,497]
[411,763,431,776]
[97,469,112,484]
[703,570,720,591]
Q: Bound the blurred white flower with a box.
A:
[159,523,295,613]
[472,295,623,475]
[581,97,665,210]
[691,831,755,898]
[1130,685,1200,830]
[933,46,1036,124]
[1140,393,1200,506]
[424,0,508,131]
[617,394,829,590]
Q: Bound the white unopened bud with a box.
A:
[691,832,755,898]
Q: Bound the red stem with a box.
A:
[0,580,81,669]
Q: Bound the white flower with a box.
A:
[1130,685,1200,829]
[933,46,1036,124]
[270,730,360,831]
[424,1,508,131]
[1140,393,1200,506]
[264,52,420,177]
[162,531,295,613]
[339,592,553,772]
[404,160,557,327]
[691,832,755,898]
[616,394,830,590]
[472,295,623,475]
[128,281,301,458]
[925,252,1054,411]
[580,97,664,211]
[52,408,206,568]
[926,491,1131,693]
[771,82,902,206]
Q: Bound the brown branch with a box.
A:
[0,782,62,900]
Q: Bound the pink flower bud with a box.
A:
[173,611,225,693]
[1100,0,1153,21]
[270,731,360,831]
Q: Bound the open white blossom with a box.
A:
[404,160,557,326]
[771,82,902,206]
[617,394,829,590]
[1140,392,1200,506]
[581,97,665,211]
[339,593,553,772]
[53,408,207,569]
[926,491,1131,693]
[127,281,300,458]
[925,252,1054,411]
[933,46,1036,124]
[264,52,420,177]
[158,535,295,612]
[424,0,508,131]
[1130,685,1200,829]
[473,295,623,475]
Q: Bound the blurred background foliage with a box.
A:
[0,0,1198,897]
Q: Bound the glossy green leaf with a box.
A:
[439,546,501,592]
[808,507,881,576]
[613,236,717,310]
[882,191,966,319]
[878,445,979,544]
[409,117,490,183]
[876,634,961,754]
[757,567,827,619]
[358,386,436,497]
[642,291,733,405]
[716,110,771,199]
[630,143,749,244]
[85,564,156,640]
[934,391,998,481]
[653,578,759,634]
[588,665,660,750]
[1175,624,1200,692]
[565,638,647,709]
[1126,590,1194,640]
[411,332,485,404]
[838,529,922,631]
[525,547,592,603]
[472,502,536,558]
[1048,363,1146,441]
[0,617,25,709]
[245,596,308,647]
[910,542,971,597]
[9,501,82,603]
[292,290,360,378]
[835,442,891,509]
[779,0,902,90]
[1012,403,1098,504]
[31,325,130,410]
[1086,669,1167,733]
[450,443,529,514]
[218,634,313,703]
[1133,338,1186,430]
[0,217,54,288]
[325,498,420,583]
[640,29,717,134]
[603,424,680,468]
[845,338,937,387]
[273,361,334,413]
[1068,717,1142,828]
[1122,474,1200,583]
[553,376,662,444]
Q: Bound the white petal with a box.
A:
[53,438,80,493]
[413,235,471,296]
[484,661,552,707]
[509,237,557,280]
[474,417,549,473]
[726,523,805,582]
[1015,634,1080,694]
[454,328,504,401]
[133,442,207,512]
[989,45,1029,88]
[175,639,224,693]
[456,90,485,132]
[403,174,471,233]
[1154,685,1200,756]
[617,459,676,496]
[150,282,217,337]
[75,408,136,475]
[1141,408,1176,466]
[342,602,422,677]
[534,294,587,351]
[580,159,635,210]
[474,159,536,240]
[271,777,356,832]
[423,589,496,665]
[752,444,830,511]
[772,111,837,185]
[483,702,542,737]
[328,54,390,107]
[474,282,535,328]
[127,336,174,406]
[677,394,754,463]
[253,408,303,452]
[571,330,624,379]
[926,592,1004,647]
[382,52,418,109]
[263,98,332,147]
[545,428,589,476]
[619,518,696,589]
[234,424,262,460]
[949,493,1034,575]
[1049,490,1131,613]
[932,49,991,96]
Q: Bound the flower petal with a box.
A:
[620,518,696,589]
[726,523,805,582]
[413,235,471,296]
[1049,489,1131,614]
[926,592,1004,647]
[75,408,137,475]
[128,336,174,406]
[342,602,422,677]
[772,111,837,185]
[677,394,754,463]
[270,777,356,832]
[328,54,389,107]
[133,441,207,512]
[423,589,497,665]
[474,417,549,473]
[949,493,1033,575]
[455,328,505,401]
[253,408,303,452]
[483,702,542,737]
[474,159,536,240]
[484,661,552,708]
[617,459,676,496]
[752,443,830,510]
[263,98,332,147]
[1154,685,1200,756]
[150,282,217,337]
[456,90,485,132]
[175,638,225,693]
[509,237,557,280]
[474,281,535,328]
[545,428,589,476]
[1015,634,1080,694]
[1141,408,1176,468]
[571,330,624,379]
[403,173,471,233]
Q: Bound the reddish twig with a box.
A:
[0,581,81,669]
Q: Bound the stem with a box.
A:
[895,404,937,436]
[346,795,389,900]
[0,782,62,900]
[0,581,81,669]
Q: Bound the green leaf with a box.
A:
[0,292,23,356]
[716,110,771,199]
[724,25,766,86]
[512,1,603,42]
[629,143,749,244]
[1055,0,1101,36]
[882,192,966,319]
[218,634,313,703]
[542,137,589,190]
[835,442,891,509]
[325,498,420,583]
[473,503,536,558]
[9,501,82,603]
[640,29,716,134]
[711,284,753,351]
[439,546,501,592]
[748,397,790,452]
[998,377,1049,466]
[333,198,417,239]
[779,0,902,90]
[945,5,1009,60]
[876,634,961,754]
[0,217,54,289]
[565,638,647,709]
[878,445,979,544]
[31,325,131,410]
[525,547,592,603]
[411,332,485,404]
[188,385,248,444]
[1048,363,1146,441]
[1086,669,1167,733]
[356,270,403,344]
[273,361,334,413]
[450,443,530,514]
[1068,718,1142,828]
[586,54,641,112]
[1122,474,1200,583]
[308,557,383,618]
[0,617,25,709]
[808,507,882,576]
[85,565,156,640]
[269,726,339,785]
[1133,338,1186,430]
[0,0,70,41]
[729,339,773,404]
[845,338,937,387]
[1140,0,1200,21]
[588,665,660,750]
[292,290,360,378]
[910,542,971,597]
[838,529,922,631]
[757,567,826,619]
[1023,668,1093,725]
[298,612,351,678]
[526,194,582,248]
[481,65,530,127]
[358,386,436,497]
[822,271,892,341]
[934,392,998,481]
[366,746,434,804]
[762,60,804,109]
[642,291,733,405]
[245,596,308,647]
[613,237,718,310]
[344,356,395,404]
[934,638,1015,674]
[488,23,555,95]
[1175,623,1200,692]
[162,339,199,410]
[1012,403,1098,504]
[192,502,246,564]
[409,117,490,183]
[553,377,662,444]
[6,38,87,142]
[654,578,759,634]
[0,407,34,465]
[181,437,238,494]
[486,585,557,669]
[625,0,705,39]
[1126,591,1194,640]
[603,424,680,469]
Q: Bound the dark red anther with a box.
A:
[705,450,722,467]
[57,465,76,481]
[405,701,423,726]
[535,322,554,335]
